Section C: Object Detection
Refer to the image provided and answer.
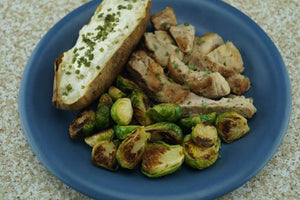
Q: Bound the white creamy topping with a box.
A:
[59,0,148,103]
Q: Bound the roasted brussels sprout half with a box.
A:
[84,129,115,147]
[114,125,140,140]
[115,75,141,93]
[183,134,220,170]
[108,86,126,101]
[116,127,150,169]
[141,141,184,178]
[131,91,154,126]
[111,98,133,125]
[92,140,118,171]
[191,123,218,147]
[145,122,183,144]
[178,112,217,129]
[215,111,250,143]
[147,103,182,122]
[95,93,113,130]
[69,109,96,139]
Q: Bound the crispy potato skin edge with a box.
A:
[52,0,152,110]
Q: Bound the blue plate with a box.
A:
[19,0,291,199]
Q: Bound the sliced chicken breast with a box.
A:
[151,7,177,31]
[127,50,189,104]
[169,23,195,53]
[180,93,257,118]
[167,55,230,99]
[226,74,251,95]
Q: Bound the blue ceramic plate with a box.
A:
[19,0,291,199]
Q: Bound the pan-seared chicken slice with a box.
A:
[180,93,257,119]
[127,51,189,104]
[144,31,183,67]
[201,41,245,77]
[226,74,250,95]
[170,24,195,53]
[185,33,224,66]
[167,55,230,99]
[151,7,177,31]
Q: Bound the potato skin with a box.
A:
[52,0,152,110]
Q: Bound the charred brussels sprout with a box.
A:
[115,75,141,93]
[116,127,150,169]
[183,134,220,170]
[147,103,182,122]
[131,91,154,126]
[178,112,217,129]
[191,123,218,148]
[92,140,118,171]
[114,125,140,140]
[111,98,133,125]
[108,86,126,101]
[95,93,113,130]
[145,122,183,144]
[215,111,250,143]
[69,109,96,139]
[141,141,184,178]
[84,129,115,147]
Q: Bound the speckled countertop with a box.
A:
[0,0,299,199]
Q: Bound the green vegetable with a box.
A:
[69,109,96,139]
[84,129,115,147]
[116,127,150,169]
[183,134,220,170]
[145,122,183,144]
[178,112,217,129]
[111,98,133,125]
[115,75,141,93]
[147,103,182,122]
[108,86,126,101]
[191,123,218,148]
[215,111,250,143]
[95,93,113,130]
[114,125,140,140]
[141,141,184,178]
[131,91,154,125]
[92,140,118,171]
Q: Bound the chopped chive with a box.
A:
[175,48,180,53]
[201,102,208,107]
[96,65,101,70]
[172,61,179,69]
[161,22,168,28]
[153,44,158,50]
[75,70,80,74]
[182,85,190,90]
[187,101,191,105]
[202,71,211,77]
[184,22,190,26]
[196,39,205,45]
[66,84,72,91]
[100,47,104,52]
[127,4,133,10]
[188,64,196,71]
[107,8,112,11]
[155,73,161,78]
[66,71,71,75]
[165,52,169,56]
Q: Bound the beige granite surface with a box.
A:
[0,0,299,199]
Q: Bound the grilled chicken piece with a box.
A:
[170,24,195,53]
[185,33,224,66]
[127,51,189,104]
[180,93,257,118]
[144,31,183,67]
[200,41,245,77]
[151,7,177,31]
[226,74,250,95]
[167,55,230,99]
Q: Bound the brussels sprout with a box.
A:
[95,93,113,130]
[147,103,182,122]
[116,127,150,169]
[84,129,115,147]
[141,141,184,178]
[131,91,154,126]
[114,125,140,140]
[215,111,250,143]
[178,112,217,129]
[116,75,141,93]
[111,98,133,125]
[183,134,220,170]
[108,86,126,101]
[191,123,218,147]
[92,140,118,171]
[145,122,183,144]
[69,109,96,139]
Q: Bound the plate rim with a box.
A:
[18,0,292,199]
